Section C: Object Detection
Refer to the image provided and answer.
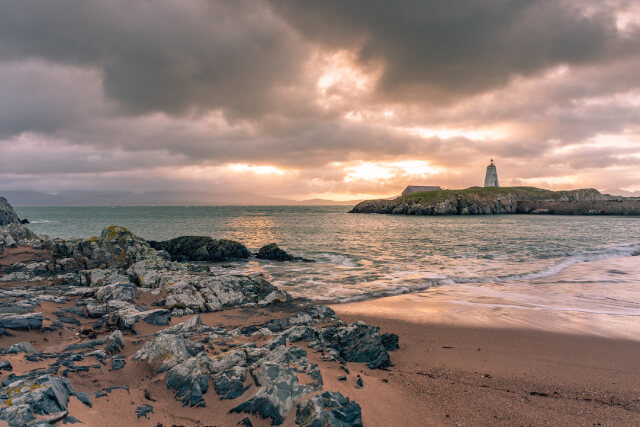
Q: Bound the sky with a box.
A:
[1,0,640,201]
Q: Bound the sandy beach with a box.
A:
[330,260,640,426]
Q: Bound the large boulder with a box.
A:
[50,226,166,270]
[149,236,251,262]
[133,334,192,373]
[165,353,211,407]
[0,197,20,227]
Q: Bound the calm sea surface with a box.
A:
[13,206,640,318]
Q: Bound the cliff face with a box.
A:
[349,187,640,216]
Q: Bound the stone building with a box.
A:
[484,159,499,187]
[401,185,442,196]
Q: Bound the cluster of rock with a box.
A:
[350,187,640,216]
[0,203,397,425]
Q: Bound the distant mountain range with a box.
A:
[0,190,361,207]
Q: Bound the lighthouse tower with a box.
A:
[484,159,499,187]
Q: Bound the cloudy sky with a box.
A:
[1,0,640,201]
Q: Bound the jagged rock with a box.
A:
[104,330,125,355]
[85,303,106,318]
[86,269,129,287]
[6,342,36,354]
[0,312,42,330]
[166,353,211,407]
[50,226,166,271]
[295,391,363,427]
[0,361,12,371]
[0,223,42,249]
[232,346,321,425]
[0,375,73,426]
[158,314,204,336]
[355,375,363,388]
[19,219,29,225]
[4,236,17,248]
[149,236,251,262]
[94,282,138,302]
[110,357,126,371]
[133,334,191,373]
[115,309,171,329]
[73,391,92,408]
[212,366,249,399]
[313,322,393,369]
[0,197,20,226]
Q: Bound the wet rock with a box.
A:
[133,334,191,373]
[256,243,297,261]
[314,322,393,369]
[165,353,210,407]
[295,391,363,427]
[94,282,138,302]
[149,236,251,262]
[6,342,36,354]
[0,312,42,330]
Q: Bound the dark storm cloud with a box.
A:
[0,0,307,117]
[268,0,638,101]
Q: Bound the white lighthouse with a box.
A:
[484,159,499,187]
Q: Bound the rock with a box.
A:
[295,391,363,427]
[94,282,138,302]
[110,357,126,371]
[4,235,17,248]
[85,303,106,318]
[0,197,20,226]
[115,309,171,329]
[19,219,29,225]
[158,314,204,335]
[133,334,191,373]
[87,269,130,287]
[212,366,249,400]
[104,330,125,355]
[148,236,251,262]
[135,404,153,418]
[50,226,166,271]
[256,243,296,261]
[0,361,12,371]
[0,312,42,330]
[73,391,92,408]
[314,322,393,369]
[238,418,254,427]
[232,346,321,425]
[6,342,36,354]
[381,333,399,351]
[0,375,73,426]
[355,375,363,389]
[166,353,210,407]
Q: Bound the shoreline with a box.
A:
[331,309,640,425]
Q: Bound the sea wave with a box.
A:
[28,219,57,224]
[456,242,640,285]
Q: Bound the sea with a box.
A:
[14,205,640,333]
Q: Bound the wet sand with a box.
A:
[331,280,640,425]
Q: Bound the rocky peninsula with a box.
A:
[350,187,640,216]
[0,197,396,426]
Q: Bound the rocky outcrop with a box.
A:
[350,187,640,216]
[256,243,312,262]
[148,236,250,262]
[0,197,20,227]
[295,391,362,427]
